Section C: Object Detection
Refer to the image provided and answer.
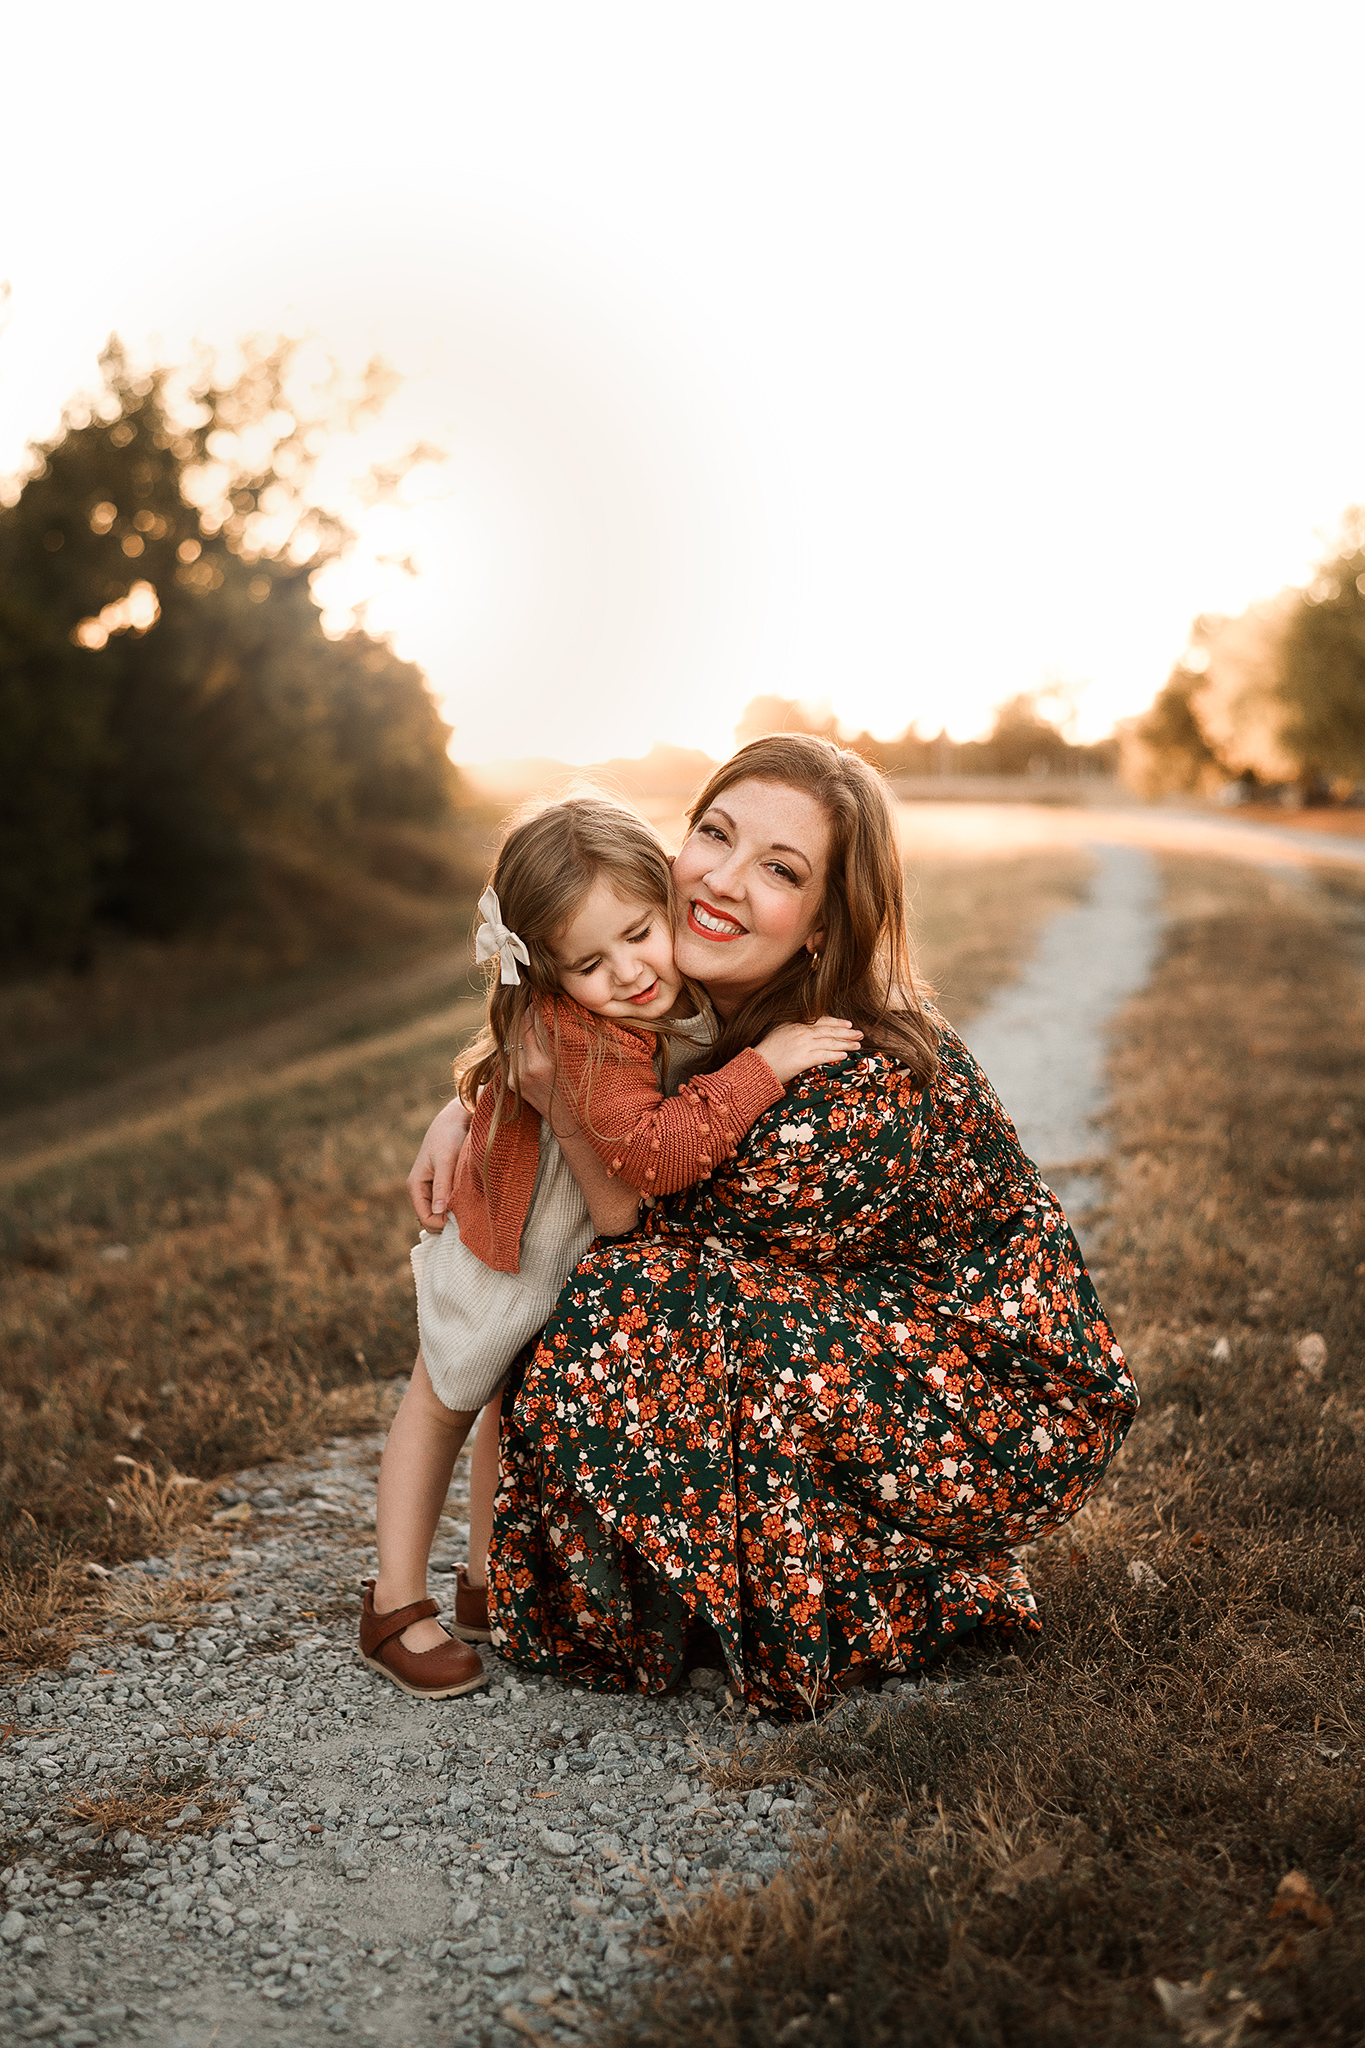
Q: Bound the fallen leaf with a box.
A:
[1128,1558,1167,1592]
[1259,1933,1299,1972]
[1295,1333,1327,1378]
[211,1502,253,1524]
[1270,1869,1333,1928]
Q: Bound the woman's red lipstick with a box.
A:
[687,899,746,941]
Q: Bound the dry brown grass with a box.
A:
[98,1566,236,1630]
[0,817,491,1122]
[175,1712,257,1742]
[0,1031,455,1617]
[63,1768,238,1842]
[616,854,1365,2048]
[0,1554,89,1668]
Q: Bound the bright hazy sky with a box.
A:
[5,4,1365,763]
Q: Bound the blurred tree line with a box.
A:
[735,691,1118,779]
[1125,510,1365,800]
[0,340,460,966]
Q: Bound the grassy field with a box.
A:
[617,855,1365,2048]
[0,842,1088,1664]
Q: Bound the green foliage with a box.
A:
[0,340,458,963]
[1278,508,1365,781]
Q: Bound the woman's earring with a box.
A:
[808,949,820,970]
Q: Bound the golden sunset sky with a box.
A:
[4,4,1365,763]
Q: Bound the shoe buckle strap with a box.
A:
[369,1595,438,1649]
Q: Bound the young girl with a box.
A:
[359,794,862,1699]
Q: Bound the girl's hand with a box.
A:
[514,1012,557,1120]
[406,1098,472,1228]
[515,1013,581,1138]
[756,1016,864,1085]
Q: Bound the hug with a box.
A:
[360,733,1137,1719]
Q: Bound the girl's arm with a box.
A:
[548,1121,642,1237]
[533,1002,863,1198]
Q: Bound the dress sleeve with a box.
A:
[658,1057,932,1261]
[559,1029,786,1195]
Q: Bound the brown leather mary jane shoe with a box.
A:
[359,1581,488,1699]
[446,1564,491,1644]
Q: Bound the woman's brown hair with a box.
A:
[687,734,939,1086]
[455,793,687,1145]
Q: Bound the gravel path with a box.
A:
[0,847,1165,2047]
[962,842,1164,1224]
[0,1436,841,2048]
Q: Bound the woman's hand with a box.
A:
[406,1097,473,1229]
[756,1016,864,1085]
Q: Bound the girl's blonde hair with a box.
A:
[456,794,685,1142]
[687,734,940,1086]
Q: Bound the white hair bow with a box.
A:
[474,887,530,986]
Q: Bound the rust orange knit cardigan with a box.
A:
[452,996,784,1274]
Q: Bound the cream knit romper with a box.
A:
[410,1010,715,1412]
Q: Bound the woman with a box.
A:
[409,736,1137,1716]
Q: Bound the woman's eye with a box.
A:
[699,823,727,843]
[767,863,798,885]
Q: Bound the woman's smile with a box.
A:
[687,898,747,940]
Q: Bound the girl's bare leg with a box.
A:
[373,1351,476,1652]
[465,1386,503,1590]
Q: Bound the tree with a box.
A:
[0,340,458,962]
[1277,509,1365,782]
[1119,664,1226,797]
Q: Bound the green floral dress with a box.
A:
[487,1027,1137,1716]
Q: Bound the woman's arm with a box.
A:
[683,1062,933,1258]
[406,1098,471,1230]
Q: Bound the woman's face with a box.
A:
[671,778,830,1015]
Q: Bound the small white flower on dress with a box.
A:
[1031,1425,1054,1452]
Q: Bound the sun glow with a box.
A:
[5,6,1365,765]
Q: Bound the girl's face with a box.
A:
[549,879,684,1022]
[671,778,830,1015]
